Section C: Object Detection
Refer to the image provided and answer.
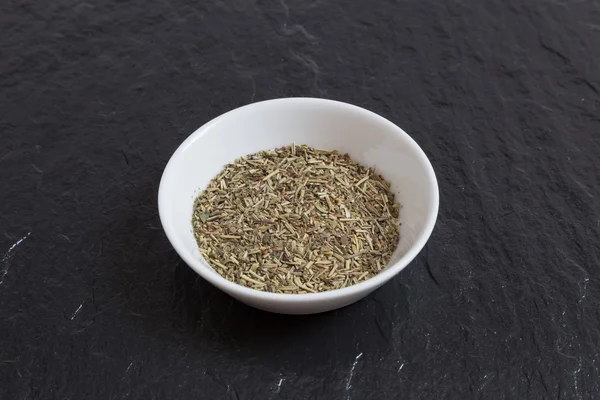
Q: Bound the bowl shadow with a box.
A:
[103,177,412,376]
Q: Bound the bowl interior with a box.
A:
[159,99,438,287]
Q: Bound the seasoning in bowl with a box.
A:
[192,144,400,294]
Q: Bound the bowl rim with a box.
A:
[158,97,439,303]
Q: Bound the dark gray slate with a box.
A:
[1,0,599,399]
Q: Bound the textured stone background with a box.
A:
[1,0,599,398]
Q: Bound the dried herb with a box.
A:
[192,144,400,294]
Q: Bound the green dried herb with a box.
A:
[192,144,401,294]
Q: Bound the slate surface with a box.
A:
[1,0,600,399]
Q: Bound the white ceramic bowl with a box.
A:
[158,98,438,314]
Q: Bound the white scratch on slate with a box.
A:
[573,358,583,400]
[397,362,405,373]
[0,232,31,285]
[70,301,84,320]
[464,134,473,149]
[346,352,363,392]
[579,277,589,303]
[282,23,317,40]
[571,176,595,199]
[276,377,284,393]
[31,163,44,173]
[125,361,134,373]
[0,357,19,366]
[278,0,290,18]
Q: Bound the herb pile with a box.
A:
[192,144,400,294]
